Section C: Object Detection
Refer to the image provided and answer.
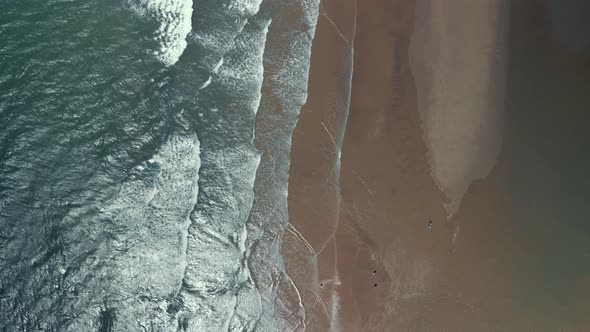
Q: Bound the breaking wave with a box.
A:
[126,0,193,65]
[0,0,321,329]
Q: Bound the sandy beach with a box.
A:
[287,0,451,329]
[283,0,357,329]
[285,0,590,330]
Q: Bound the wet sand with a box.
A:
[286,0,590,330]
[283,0,356,329]
[287,0,450,329]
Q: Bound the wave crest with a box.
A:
[126,0,193,65]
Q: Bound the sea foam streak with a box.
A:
[63,134,201,332]
[187,0,263,71]
[126,0,193,65]
[170,12,270,332]
[245,0,320,330]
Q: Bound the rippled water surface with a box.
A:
[0,0,319,330]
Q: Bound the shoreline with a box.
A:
[284,0,357,329]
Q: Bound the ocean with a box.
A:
[0,0,319,331]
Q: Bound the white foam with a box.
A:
[216,19,270,115]
[198,76,212,89]
[213,57,224,73]
[243,0,320,329]
[104,133,200,293]
[126,0,193,65]
[223,0,262,16]
[170,14,271,331]
[60,134,202,330]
